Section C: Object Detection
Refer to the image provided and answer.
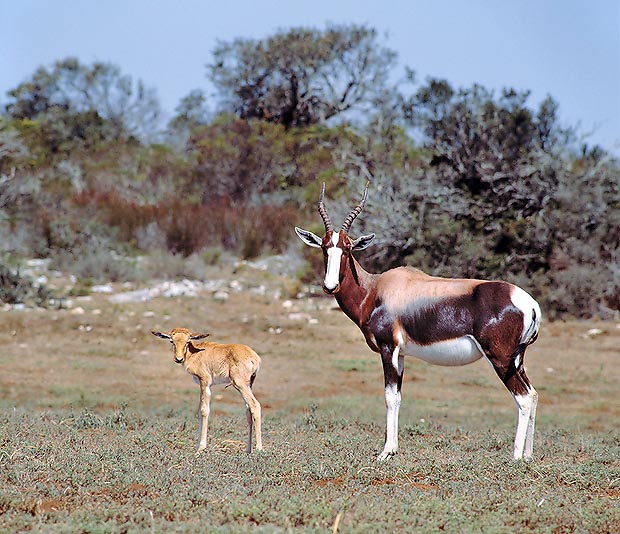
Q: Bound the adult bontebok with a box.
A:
[295,183,541,461]
[151,328,262,454]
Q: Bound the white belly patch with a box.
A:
[402,335,485,366]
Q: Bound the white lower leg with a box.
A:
[379,382,401,461]
[513,389,536,460]
[378,345,403,461]
[524,389,538,459]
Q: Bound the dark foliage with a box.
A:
[0,263,53,306]
[1,26,619,317]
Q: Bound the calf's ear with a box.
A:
[152,331,171,340]
[190,333,210,341]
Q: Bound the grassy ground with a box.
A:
[1,264,619,532]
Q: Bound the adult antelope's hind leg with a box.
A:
[378,345,404,461]
[488,352,538,460]
[513,388,538,459]
[512,366,538,460]
[522,387,538,459]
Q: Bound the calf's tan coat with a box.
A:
[152,327,262,453]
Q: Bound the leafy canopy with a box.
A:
[208,24,397,128]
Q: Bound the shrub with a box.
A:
[0,262,53,306]
[69,191,301,259]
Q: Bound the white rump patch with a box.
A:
[510,286,542,344]
[402,335,485,366]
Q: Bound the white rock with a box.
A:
[25,259,49,268]
[583,328,605,338]
[229,280,242,291]
[91,284,114,293]
[288,312,315,322]
[109,289,153,303]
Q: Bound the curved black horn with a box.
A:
[317,182,333,232]
[341,182,369,234]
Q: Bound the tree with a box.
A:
[404,80,576,220]
[208,24,397,128]
[0,118,29,211]
[167,89,211,142]
[186,114,287,201]
[5,57,161,142]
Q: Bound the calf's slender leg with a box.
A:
[233,379,262,452]
[197,380,211,453]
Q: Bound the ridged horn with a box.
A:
[317,182,333,232]
[341,182,369,234]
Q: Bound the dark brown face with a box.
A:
[321,230,352,295]
[294,181,375,295]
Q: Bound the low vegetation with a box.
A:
[1,275,619,532]
[0,262,54,307]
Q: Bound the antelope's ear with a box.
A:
[352,233,376,251]
[295,227,323,248]
[190,333,210,341]
[152,331,171,340]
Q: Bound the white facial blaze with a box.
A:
[324,232,343,290]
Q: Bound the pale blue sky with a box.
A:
[2,0,619,153]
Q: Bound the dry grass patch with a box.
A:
[1,275,619,532]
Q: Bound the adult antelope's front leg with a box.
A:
[378,344,404,461]
[197,380,211,454]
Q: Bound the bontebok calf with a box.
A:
[295,183,541,461]
[152,328,262,454]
